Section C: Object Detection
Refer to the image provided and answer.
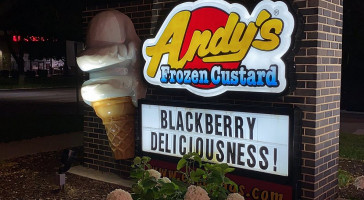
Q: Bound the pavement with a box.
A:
[0,132,83,161]
[0,88,81,103]
[340,110,364,135]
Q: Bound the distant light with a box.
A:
[12,35,54,43]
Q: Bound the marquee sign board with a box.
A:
[142,0,296,97]
[141,103,289,176]
[140,99,300,176]
[140,100,301,199]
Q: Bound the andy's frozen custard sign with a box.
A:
[143,0,295,96]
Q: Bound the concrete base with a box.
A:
[68,165,133,188]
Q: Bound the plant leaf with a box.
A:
[144,189,154,199]
[160,183,177,195]
[204,163,213,170]
[224,167,235,173]
[190,171,201,182]
[177,158,187,170]
[141,178,157,189]
[130,169,144,179]
[134,157,141,165]
[195,168,206,176]
[142,156,151,163]
[193,155,202,165]
[224,177,238,191]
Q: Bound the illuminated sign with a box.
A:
[142,0,295,97]
[141,101,292,176]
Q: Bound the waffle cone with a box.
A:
[92,97,135,160]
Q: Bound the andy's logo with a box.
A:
[143,0,295,97]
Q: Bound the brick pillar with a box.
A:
[293,0,343,199]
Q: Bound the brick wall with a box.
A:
[292,1,343,199]
[81,0,343,199]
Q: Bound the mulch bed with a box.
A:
[0,151,363,199]
[0,151,129,199]
[338,159,364,200]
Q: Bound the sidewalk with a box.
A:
[0,132,83,161]
[340,110,364,135]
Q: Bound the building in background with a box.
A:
[0,0,82,78]
[0,31,87,77]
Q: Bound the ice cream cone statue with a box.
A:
[77,10,146,159]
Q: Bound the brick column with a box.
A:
[293,0,343,199]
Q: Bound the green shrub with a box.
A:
[130,153,238,200]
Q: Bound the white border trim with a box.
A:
[142,0,295,97]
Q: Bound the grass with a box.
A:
[339,132,364,161]
[338,169,354,188]
[338,132,364,191]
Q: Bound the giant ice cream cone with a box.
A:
[92,97,135,159]
[77,10,146,160]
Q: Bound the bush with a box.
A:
[130,153,239,200]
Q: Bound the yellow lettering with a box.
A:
[213,22,254,62]
[207,12,240,55]
[252,9,283,51]
[168,170,177,178]
[228,22,247,53]
[160,169,167,177]
[146,11,191,77]
[145,9,284,77]
[261,190,269,200]
[252,18,283,51]
[255,9,271,26]
[252,187,260,200]
[203,18,258,62]
[228,184,237,193]
[239,185,246,196]
[270,192,283,200]
[185,30,212,60]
